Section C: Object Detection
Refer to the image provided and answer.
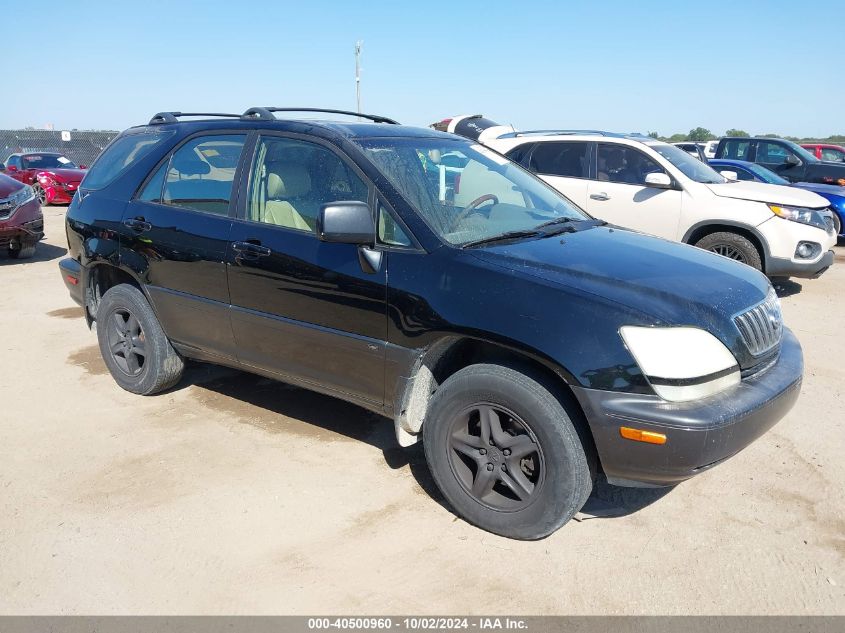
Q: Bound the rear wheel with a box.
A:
[423,364,594,540]
[96,284,184,395]
[695,231,762,271]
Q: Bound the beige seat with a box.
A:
[264,161,314,231]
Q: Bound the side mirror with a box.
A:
[785,155,801,166]
[6,165,17,172]
[720,170,739,181]
[317,201,375,244]
[79,164,88,170]
[644,172,673,189]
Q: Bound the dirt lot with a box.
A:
[1,206,843,615]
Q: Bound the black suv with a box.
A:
[59,108,803,539]
[715,136,845,185]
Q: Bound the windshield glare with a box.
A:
[22,154,77,169]
[356,138,588,245]
[649,143,726,184]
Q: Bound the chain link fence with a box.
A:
[0,129,118,168]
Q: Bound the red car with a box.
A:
[0,173,44,259]
[2,152,87,205]
[801,143,845,163]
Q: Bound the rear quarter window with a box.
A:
[82,131,173,190]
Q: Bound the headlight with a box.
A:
[768,204,830,232]
[620,326,740,402]
[12,185,36,206]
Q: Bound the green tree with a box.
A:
[667,133,688,142]
[688,127,715,142]
[724,128,749,137]
[647,131,659,139]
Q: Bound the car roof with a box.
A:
[128,116,454,142]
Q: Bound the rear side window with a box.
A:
[821,148,845,162]
[721,139,751,160]
[528,142,590,178]
[161,134,247,215]
[82,132,172,189]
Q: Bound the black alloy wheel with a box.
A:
[105,308,147,376]
[448,403,545,511]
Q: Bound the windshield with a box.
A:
[355,137,589,245]
[649,143,725,184]
[781,139,820,163]
[742,162,790,185]
[22,154,77,169]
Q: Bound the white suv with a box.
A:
[436,117,836,278]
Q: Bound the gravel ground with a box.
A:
[1,206,843,614]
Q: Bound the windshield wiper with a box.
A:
[461,229,543,249]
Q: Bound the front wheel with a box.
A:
[96,283,184,395]
[32,184,46,206]
[423,364,594,540]
[8,241,37,259]
[695,231,762,271]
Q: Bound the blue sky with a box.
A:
[4,0,842,136]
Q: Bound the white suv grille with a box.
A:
[734,289,783,356]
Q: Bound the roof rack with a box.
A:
[149,108,401,126]
[149,112,242,125]
[497,129,617,139]
[244,107,399,125]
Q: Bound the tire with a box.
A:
[422,364,594,540]
[695,231,762,271]
[32,184,46,206]
[96,283,184,395]
[8,241,37,259]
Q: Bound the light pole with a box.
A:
[355,41,363,115]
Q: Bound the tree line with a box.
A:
[647,127,845,144]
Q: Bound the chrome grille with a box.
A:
[734,290,783,356]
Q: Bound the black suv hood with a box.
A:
[467,226,771,366]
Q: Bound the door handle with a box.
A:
[590,192,610,201]
[232,241,271,257]
[123,218,152,232]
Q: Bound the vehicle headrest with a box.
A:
[267,161,311,198]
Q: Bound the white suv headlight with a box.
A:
[620,326,740,402]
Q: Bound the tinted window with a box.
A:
[138,161,168,201]
[162,134,246,215]
[83,131,173,190]
[731,167,757,181]
[721,139,751,160]
[597,144,665,185]
[504,143,534,166]
[757,141,791,165]
[528,142,590,178]
[6,156,21,168]
[246,136,368,233]
[651,143,724,183]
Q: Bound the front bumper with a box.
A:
[572,327,803,487]
[767,249,834,278]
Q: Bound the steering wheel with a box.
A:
[453,194,500,228]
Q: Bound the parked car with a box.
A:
[714,137,845,186]
[710,158,845,238]
[0,173,43,258]
[2,152,87,205]
[60,107,804,540]
[437,116,836,278]
[801,143,845,163]
[673,142,707,162]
